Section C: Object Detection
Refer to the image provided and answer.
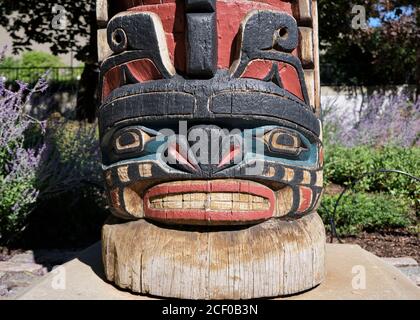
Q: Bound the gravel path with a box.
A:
[0,249,80,299]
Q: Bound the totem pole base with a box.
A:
[16,242,420,300]
[102,212,326,299]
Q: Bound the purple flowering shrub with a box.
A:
[0,49,104,245]
[0,50,48,241]
[323,93,420,147]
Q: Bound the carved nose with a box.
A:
[165,125,243,175]
[187,125,242,176]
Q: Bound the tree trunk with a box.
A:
[76,4,99,122]
[76,62,99,122]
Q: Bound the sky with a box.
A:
[368,5,414,27]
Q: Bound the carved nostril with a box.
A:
[188,125,225,168]
[166,138,200,174]
[169,143,196,172]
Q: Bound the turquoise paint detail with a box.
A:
[105,125,318,169]
[244,126,318,168]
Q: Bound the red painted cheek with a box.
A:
[240,60,304,101]
[278,62,304,100]
[126,59,162,82]
[102,59,162,101]
[297,186,313,213]
[102,67,121,101]
[240,60,274,79]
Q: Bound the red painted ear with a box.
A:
[102,58,163,101]
[239,60,304,101]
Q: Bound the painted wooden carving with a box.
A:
[98,0,325,299]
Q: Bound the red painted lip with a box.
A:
[143,180,275,224]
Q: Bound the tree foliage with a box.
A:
[0,0,98,121]
[319,0,419,87]
[0,0,96,63]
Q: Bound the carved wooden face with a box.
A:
[98,0,323,225]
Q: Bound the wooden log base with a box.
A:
[102,212,326,299]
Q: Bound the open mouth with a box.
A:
[143,180,275,225]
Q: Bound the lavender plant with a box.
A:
[0,48,48,241]
[37,115,103,198]
[323,93,420,147]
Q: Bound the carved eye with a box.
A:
[113,128,150,154]
[263,129,306,156]
[109,28,128,53]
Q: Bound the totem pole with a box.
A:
[97,0,324,299]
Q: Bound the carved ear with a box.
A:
[107,11,174,74]
[106,11,175,75]
[238,9,298,53]
[98,12,176,102]
[229,10,310,105]
[230,10,298,74]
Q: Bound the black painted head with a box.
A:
[98,1,323,225]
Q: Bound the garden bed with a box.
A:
[330,231,420,264]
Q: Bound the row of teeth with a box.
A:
[149,193,270,211]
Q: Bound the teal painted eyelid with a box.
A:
[244,127,318,167]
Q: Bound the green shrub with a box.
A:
[324,145,420,208]
[319,192,414,236]
[0,56,19,68]
[19,51,64,83]
[20,51,64,69]
[0,51,74,83]
[35,114,102,199]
